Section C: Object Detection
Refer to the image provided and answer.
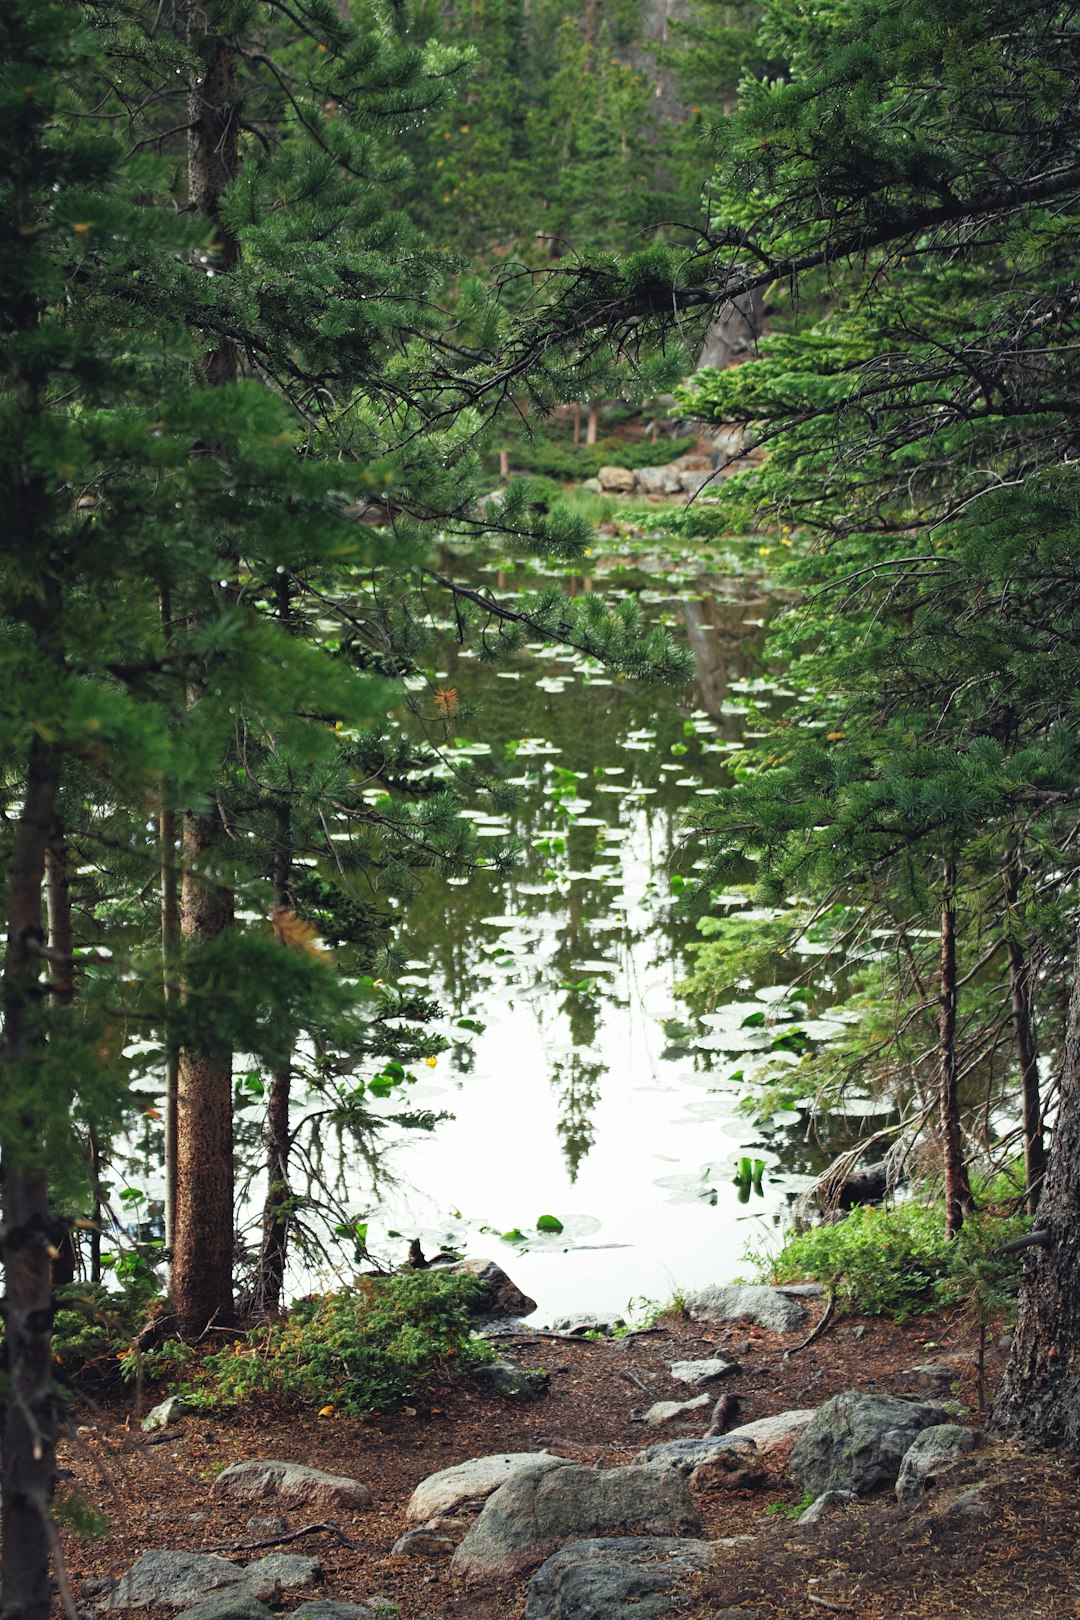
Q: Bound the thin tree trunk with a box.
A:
[168,2,242,1338]
[1,733,63,1620]
[1003,851,1045,1213]
[995,926,1080,1447]
[161,805,180,1254]
[939,858,973,1239]
[585,404,599,446]
[254,577,295,1317]
[172,807,235,1336]
[45,830,80,1289]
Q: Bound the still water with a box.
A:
[318,536,868,1322]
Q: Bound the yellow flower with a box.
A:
[425,1055,438,1068]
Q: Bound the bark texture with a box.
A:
[995,930,1080,1447]
[171,807,235,1336]
[1003,853,1046,1212]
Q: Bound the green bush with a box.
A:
[500,432,698,482]
[186,1271,495,1415]
[757,1202,1030,1321]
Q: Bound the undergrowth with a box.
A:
[753,1201,1030,1321]
[175,1271,495,1416]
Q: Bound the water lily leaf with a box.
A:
[536,1214,564,1233]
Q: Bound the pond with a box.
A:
[315,529,884,1322]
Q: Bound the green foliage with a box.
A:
[51,1275,162,1388]
[184,1273,495,1415]
[502,431,699,482]
[759,1203,1030,1321]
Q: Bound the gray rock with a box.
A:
[551,1314,625,1337]
[473,1360,549,1401]
[213,1461,371,1513]
[683,1284,815,1335]
[633,1434,759,1478]
[426,1256,537,1319]
[451,1460,701,1580]
[642,1394,712,1428]
[789,1393,949,1497]
[931,1483,992,1525]
[392,1527,455,1558]
[726,1410,816,1469]
[246,1516,288,1537]
[905,1363,960,1389]
[796,1490,855,1526]
[173,1596,271,1620]
[895,1425,984,1503]
[406,1452,569,1522]
[107,1552,253,1608]
[712,1612,762,1620]
[141,1395,193,1434]
[240,1556,321,1601]
[523,1537,715,1620]
[580,478,603,494]
[634,467,684,497]
[669,1358,738,1389]
[283,1606,383,1620]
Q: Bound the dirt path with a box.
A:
[60,1306,1080,1620]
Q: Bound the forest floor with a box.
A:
[61,1303,1080,1620]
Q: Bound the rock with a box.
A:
[106,1551,319,1610]
[596,466,636,493]
[426,1256,537,1319]
[633,1434,759,1478]
[240,1556,322,1601]
[642,1394,712,1428]
[522,1537,715,1620]
[406,1452,569,1522]
[283,1606,384,1620]
[392,1527,456,1559]
[580,477,603,494]
[141,1395,193,1434]
[173,1596,272,1620]
[895,1425,985,1503]
[246,1516,288,1537]
[930,1483,992,1526]
[212,1461,371,1514]
[451,1460,701,1580]
[107,1552,253,1608]
[473,1360,549,1401]
[551,1314,625,1337]
[634,466,684,497]
[789,1393,949,1497]
[669,1358,738,1389]
[474,1316,535,1339]
[683,1284,815,1335]
[726,1410,817,1470]
[905,1363,960,1390]
[796,1490,855,1526]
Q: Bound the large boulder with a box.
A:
[683,1283,819,1334]
[213,1461,371,1513]
[634,467,684,497]
[894,1425,985,1503]
[173,1597,271,1620]
[522,1537,716,1620]
[669,1357,738,1389]
[450,1460,700,1580]
[427,1256,536,1319]
[683,1284,818,1335]
[596,466,637,493]
[789,1393,949,1497]
[107,1551,320,1610]
[406,1452,569,1522]
[725,1410,817,1471]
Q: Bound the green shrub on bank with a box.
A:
[185,1271,495,1415]
[756,1202,1030,1321]
[500,432,698,482]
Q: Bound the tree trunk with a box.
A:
[1003,852,1045,1213]
[171,807,236,1336]
[161,804,180,1254]
[168,3,242,1338]
[994,928,1080,1447]
[939,858,973,1239]
[1,734,62,1620]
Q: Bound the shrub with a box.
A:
[497,432,699,482]
[757,1201,1030,1321]
[186,1271,495,1415]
